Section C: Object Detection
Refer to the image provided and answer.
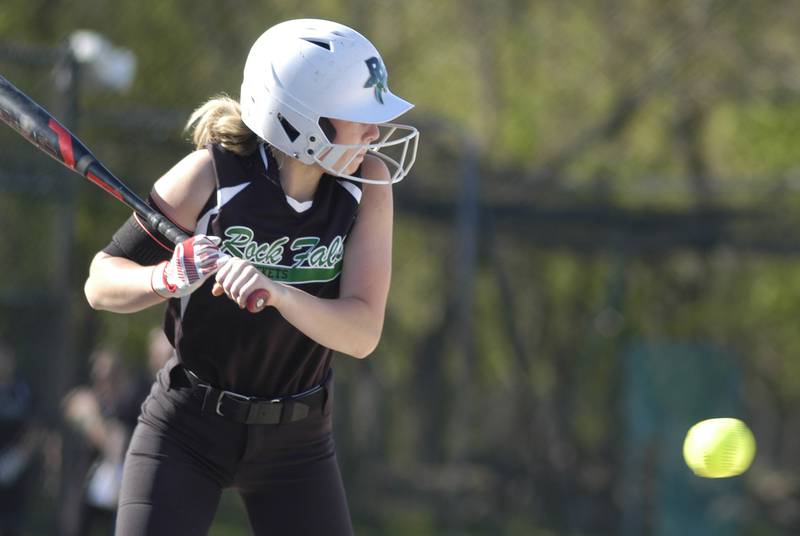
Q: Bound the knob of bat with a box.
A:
[246,289,269,313]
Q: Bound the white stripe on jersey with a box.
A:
[285,195,314,213]
[337,180,362,204]
[195,182,252,235]
[258,143,270,172]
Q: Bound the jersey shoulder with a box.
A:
[208,143,266,189]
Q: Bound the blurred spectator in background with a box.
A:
[59,330,172,536]
[61,348,126,535]
[0,341,37,536]
[61,346,152,536]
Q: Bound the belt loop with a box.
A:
[199,385,218,415]
[279,400,293,425]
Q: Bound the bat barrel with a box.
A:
[0,75,98,174]
[1,76,266,313]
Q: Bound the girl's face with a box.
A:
[327,119,380,175]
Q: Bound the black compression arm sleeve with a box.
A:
[102,195,184,265]
[102,213,174,265]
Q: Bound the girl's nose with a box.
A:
[364,123,379,143]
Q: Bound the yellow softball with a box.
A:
[683,418,756,478]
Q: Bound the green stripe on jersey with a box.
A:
[257,262,343,284]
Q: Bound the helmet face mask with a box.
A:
[314,122,418,184]
[240,19,419,184]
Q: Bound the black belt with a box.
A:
[182,367,330,425]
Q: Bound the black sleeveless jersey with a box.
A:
[165,143,363,396]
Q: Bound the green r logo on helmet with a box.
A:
[364,57,388,104]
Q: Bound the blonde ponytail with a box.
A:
[185,95,259,156]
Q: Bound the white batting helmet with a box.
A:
[240,19,418,184]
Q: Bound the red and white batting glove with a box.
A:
[151,235,225,299]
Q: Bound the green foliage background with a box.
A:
[3,0,800,534]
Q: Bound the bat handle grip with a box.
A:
[246,289,270,313]
[146,212,189,244]
[159,221,189,244]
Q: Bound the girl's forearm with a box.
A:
[274,285,384,359]
[84,254,166,313]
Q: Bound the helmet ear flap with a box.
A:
[318,117,337,143]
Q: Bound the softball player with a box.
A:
[83,18,418,535]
